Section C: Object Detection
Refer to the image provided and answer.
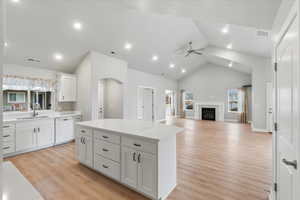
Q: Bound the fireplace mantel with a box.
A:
[194,102,225,121]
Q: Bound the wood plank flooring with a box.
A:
[5,118,272,200]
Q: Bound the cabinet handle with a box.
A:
[138,153,141,163]
[80,137,83,144]
[102,165,109,169]
[133,152,136,162]
[102,135,109,139]
[102,148,109,152]
[282,158,297,170]
[134,143,141,147]
[3,147,10,150]
[3,135,10,138]
[3,125,10,128]
[81,130,86,133]
[34,128,36,133]
[83,137,86,144]
[63,118,69,121]
[38,128,40,132]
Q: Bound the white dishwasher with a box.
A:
[55,117,74,145]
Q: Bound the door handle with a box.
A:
[133,152,136,162]
[282,158,297,170]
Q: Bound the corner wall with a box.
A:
[178,64,252,122]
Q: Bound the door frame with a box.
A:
[273,1,299,199]
[137,86,155,121]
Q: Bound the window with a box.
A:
[183,92,193,110]
[3,90,52,112]
[228,89,243,113]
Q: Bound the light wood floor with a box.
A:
[6,118,272,200]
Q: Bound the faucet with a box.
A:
[33,103,39,117]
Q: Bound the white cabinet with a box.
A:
[76,127,93,167]
[121,147,157,199]
[58,74,77,102]
[121,146,138,188]
[55,117,74,144]
[3,123,16,155]
[137,152,157,197]
[16,119,54,152]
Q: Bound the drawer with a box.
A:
[3,130,15,142]
[122,137,157,154]
[3,123,15,129]
[77,126,92,137]
[94,154,120,181]
[3,142,15,154]
[94,130,120,144]
[94,139,120,162]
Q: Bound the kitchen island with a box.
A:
[76,119,183,200]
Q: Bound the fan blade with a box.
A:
[192,51,203,55]
[185,52,192,57]
[193,48,205,51]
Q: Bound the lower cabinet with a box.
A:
[16,119,54,152]
[76,127,93,167]
[121,147,157,199]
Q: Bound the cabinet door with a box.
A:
[121,147,138,188]
[137,152,157,198]
[76,135,86,163]
[37,121,54,147]
[16,127,36,151]
[55,118,74,144]
[84,136,93,167]
[59,75,76,102]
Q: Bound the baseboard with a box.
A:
[157,119,166,123]
[252,128,269,133]
[269,190,274,200]
[224,119,239,122]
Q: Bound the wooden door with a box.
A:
[137,152,157,198]
[121,147,138,188]
[276,6,300,200]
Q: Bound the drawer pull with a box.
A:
[102,148,109,152]
[3,125,10,128]
[102,135,109,139]
[3,147,10,150]
[3,135,10,138]
[81,130,86,133]
[63,118,69,121]
[102,164,109,169]
[134,143,142,147]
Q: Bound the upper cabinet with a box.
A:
[58,74,77,102]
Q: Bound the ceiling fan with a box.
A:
[175,41,205,57]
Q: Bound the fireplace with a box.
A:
[202,107,216,121]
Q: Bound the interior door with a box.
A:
[143,88,154,121]
[121,147,138,188]
[276,12,299,200]
[266,82,273,132]
[137,152,157,198]
[98,80,104,119]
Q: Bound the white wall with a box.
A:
[179,64,251,121]
[103,79,123,119]
[204,46,271,130]
[125,68,178,121]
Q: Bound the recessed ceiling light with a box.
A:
[4,42,8,47]
[54,53,63,61]
[228,62,233,67]
[11,0,20,3]
[169,63,175,68]
[181,69,186,73]
[73,22,82,30]
[124,42,132,50]
[152,55,159,61]
[227,43,233,49]
[222,26,229,34]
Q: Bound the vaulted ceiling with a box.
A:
[4,0,281,79]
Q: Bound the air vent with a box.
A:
[27,58,41,63]
[257,30,269,37]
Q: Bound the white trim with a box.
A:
[157,119,166,123]
[252,128,269,133]
[224,119,239,122]
[269,189,274,200]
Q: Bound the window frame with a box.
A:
[7,91,26,104]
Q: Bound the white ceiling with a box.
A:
[4,0,278,79]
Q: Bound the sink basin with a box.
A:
[17,116,49,120]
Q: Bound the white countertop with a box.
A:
[3,161,44,200]
[4,111,82,123]
[77,119,184,141]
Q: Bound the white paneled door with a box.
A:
[276,4,299,200]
